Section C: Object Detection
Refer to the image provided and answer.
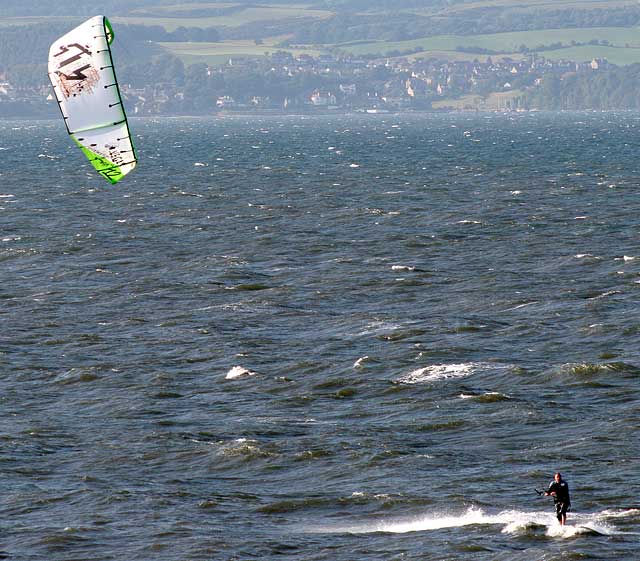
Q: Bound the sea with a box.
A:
[1,112,639,560]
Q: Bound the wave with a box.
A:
[397,363,478,384]
[218,438,274,460]
[307,506,637,538]
[260,492,409,514]
[459,391,511,403]
[559,362,640,377]
[396,362,511,384]
[53,367,102,385]
[225,366,258,380]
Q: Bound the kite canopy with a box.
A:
[48,15,137,184]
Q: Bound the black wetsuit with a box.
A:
[547,480,571,521]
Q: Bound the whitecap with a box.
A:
[357,321,403,337]
[587,290,621,300]
[398,363,477,384]
[219,438,270,458]
[505,301,538,311]
[545,523,597,538]
[225,366,258,380]
[391,265,415,271]
[459,391,511,402]
[353,356,369,368]
[600,508,640,518]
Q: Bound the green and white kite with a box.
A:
[48,15,137,184]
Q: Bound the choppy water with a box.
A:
[1,112,640,560]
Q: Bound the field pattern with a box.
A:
[114,6,333,31]
[336,27,640,64]
[159,40,322,65]
[2,1,640,66]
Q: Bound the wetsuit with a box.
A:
[547,480,571,522]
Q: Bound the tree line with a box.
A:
[525,64,640,110]
[0,22,215,88]
[0,22,219,69]
[289,6,640,43]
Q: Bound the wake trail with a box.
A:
[306,506,639,538]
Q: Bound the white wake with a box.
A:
[308,506,638,538]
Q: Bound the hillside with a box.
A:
[2,0,640,65]
[3,0,640,115]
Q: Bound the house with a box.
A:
[339,83,357,96]
[310,90,336,106]
[296,54,315,67]
[217,95,236,108]
[406,78,427,98]
[590,58,609,70]
[250,96,269,107]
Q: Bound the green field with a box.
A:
[0,16,80,27]
[129,2,242,15]
[431,0,638,13]
[4,2,640,67]
[337,27,640,65]
[409,50,527,63]
[159,40,324,65]
[0,5,332,31]
[113,6,332,31]
[369,0,640,20]
[339,27,640,54]
[541,45,640,66]
[431,89,524,111]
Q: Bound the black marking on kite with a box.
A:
[54,43,92,68]
[57,64,92,81]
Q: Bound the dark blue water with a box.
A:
[1,113,639,560]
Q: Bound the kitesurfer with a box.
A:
[545,472,571,525]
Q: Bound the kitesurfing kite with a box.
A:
[48,16,137,184]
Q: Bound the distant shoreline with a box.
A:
[3,108,639,121]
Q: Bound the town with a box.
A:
[0,50,614,117]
